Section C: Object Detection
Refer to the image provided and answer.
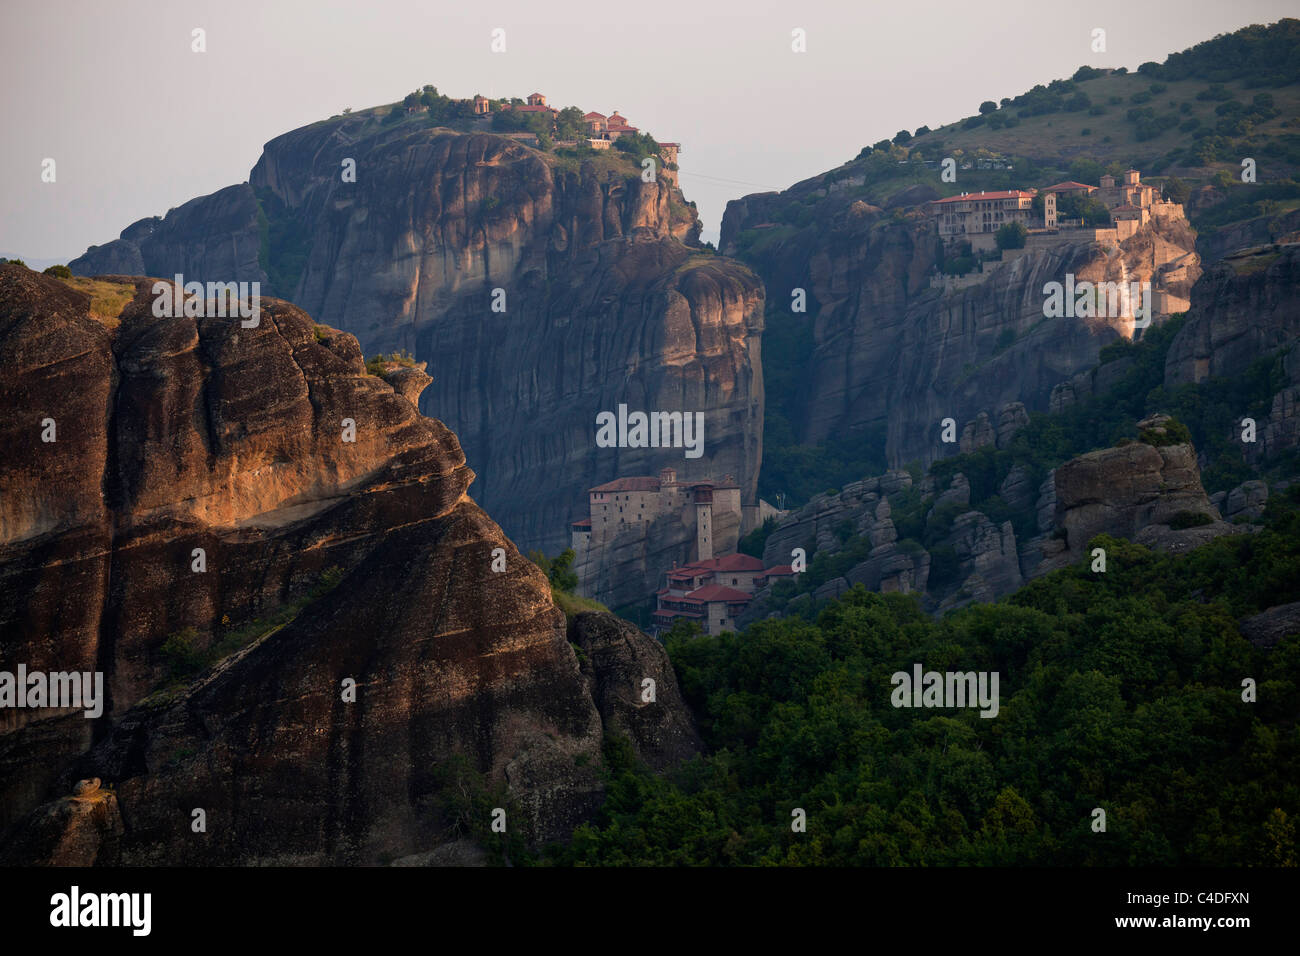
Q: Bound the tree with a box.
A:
[43,264,72,278]
[893,129,912,145]
[1058,193,1112,226]
[1162,176,1190,205]
[528,548,579,592]
[996,221,1028,250]
[979,100,998,114]
[554,106,586,141]
[914,125,931,137]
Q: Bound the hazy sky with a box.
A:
[2,0,1295,258]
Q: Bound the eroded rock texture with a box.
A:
[71,118,765,553]
[0,266,697,865]
[722,178,1197,470]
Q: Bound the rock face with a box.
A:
[71,115,765,554]
[1165,244,1300,387]
[0,266,698,865]
[744,416,1248,617]
[1030,417,1240,575]
[0,780,123,867]
[1165,244,1300,468]
[1196,208,1300,264]
[1238,601,1300,649]
[568,612,701,769]
[71,185,267,287]
[722,176,1197,470]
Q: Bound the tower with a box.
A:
[693,484,713,562]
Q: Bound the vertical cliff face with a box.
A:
[0,266,698,864]
[1165,243,1300,386]
[722,179,1197,472]
[71,114,765,554]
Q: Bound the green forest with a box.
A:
[541,486,1300,866]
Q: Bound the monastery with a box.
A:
[930,168,1186,254]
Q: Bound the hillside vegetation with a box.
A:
[543,487,1300,866]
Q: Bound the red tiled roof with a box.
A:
[670,553,764,576]
[763,565,795,576]
[514,104,553,112]
[708,553,765,571]
[1041,181,1094,192]
[686,585,753,603]
[659,142,680,148]
[529,92,545,98]
[571,518,591,527]
[590,477,660,493]
[931,190,1036,205]
[583,111,607,119]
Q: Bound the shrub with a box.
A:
[43,264,72,278]
[1139,417,1194,447]
[1168,510,1215,529]
[160,628,205,679]
[995,221,1027,250]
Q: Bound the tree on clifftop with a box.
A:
[996,221,1028,250]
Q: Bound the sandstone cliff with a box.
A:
[1165,243,1300,386]
[722,175,1197,471]
[71,113,765,554]
[0,266,698,864]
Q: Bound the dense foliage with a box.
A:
[548,489,1300,865]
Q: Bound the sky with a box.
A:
[1,0,1295,260]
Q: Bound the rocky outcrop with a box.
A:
[745,413,1256,616]
[71,186,268,288]
[1030,416,1241,574]
[1197,207,1300,264]
[1238,602,1300,650]
[1222,480,1270,521]
[568,612,701,769]
[1165,243,1300,386]
[722,169,1197,472]
[935,512,1022,613]
[0,779,123,867]
[0,266,698,864]
[70,113,765,554]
